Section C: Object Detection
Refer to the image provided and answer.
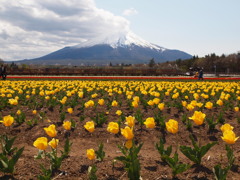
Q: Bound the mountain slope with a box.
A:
[19,31,192,65]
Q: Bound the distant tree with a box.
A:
[176,59,182,66]
[0,58,3,64]
[149,58,156,67]
[109,62,112,66]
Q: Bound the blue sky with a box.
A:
[0,0,239,61]
[95,0,240,57]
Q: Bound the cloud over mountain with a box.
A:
[0,0,131,61]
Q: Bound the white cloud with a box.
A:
[0,0,131,60]
[122,8,138,16]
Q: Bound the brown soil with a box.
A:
[1,97,240,180]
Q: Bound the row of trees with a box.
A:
[171,53,240,74]
[1,52,240,75]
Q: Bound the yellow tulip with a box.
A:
[84,121,95,133]
[121,126,134,140]
[48,138,59,149]
[85,100,94,108]
[125,116,135,128]
[221,130,239,144]
[186,104,194,111]
[216,99,223,106]
[153,98,160,104]
[91,93,98,98]
[2,115,14,127]
[182,101,187,107]
[111,100,118,107]
[193,93,199,100]
[16,110,21,115]
[234,107,239,112]
[196,103,203,108]
[32,110,37,115]
[189,111,206,125]
[125,140,133,149]
[86,149,96,160]
[165,91,170,96]
[205,102,213,109]
[147,100,154,106]
[132,101,139,108]
[144,117,156,129]
[33,137,48,150]
[67,108,73,114]
[133,96,140,103]
[172,93,179,99]
[116,110,122,116]
[63,121,71,130]
[98,99,105,106]
[78,92,84,98]
[8,98,18,105]
[165,119,178,134]
[158,103,165,111]
[44,124,57,137]
[107,122,119,134]
[220,123,233,133]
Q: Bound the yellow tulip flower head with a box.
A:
[32,110,37,115]
[115,110,122,116]
[220,123,233,133]
[2,115,14,127]
[98,99,105,106]
[189,111,206,125]
[121,126,134,140]
[67,108,73,114]
[158,103,165,111]
[44,124,57,137]
[63,121,71,130]
[193,93,199,100]
[111,100,118,107]
[33,137,48,150]
[234,107,239,112]
[84,121,95,133]
[8,98,18,105]
[125,116,135,128]
[153,98,160,104]
[221,130,239,144]
[133,96,140,103]
[147,100,154,106]
[16,110,21,115]
[205,102,213,109]
[132,100,139,108]
[78,92,84,98]
[125,140,133,149]
[182,101,187,107]
[165,119,178,134]
[107,122,119,134]
[144,117,156,129]
[216,99,223,106]
[48,138,59,149]
[86,149,96,160]
[186,104,194,111]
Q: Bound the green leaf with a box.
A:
[115,156,127,162]
[199,142,217,158]
[213,164,228,180]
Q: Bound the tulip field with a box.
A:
[0,79,240,180]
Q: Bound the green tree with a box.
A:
[149,58,156,67]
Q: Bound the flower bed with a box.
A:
[0,80,240,179]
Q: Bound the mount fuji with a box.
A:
[20,31,192,65]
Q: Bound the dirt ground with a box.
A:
[0,97,240,180]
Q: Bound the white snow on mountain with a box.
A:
[73,31,166,51]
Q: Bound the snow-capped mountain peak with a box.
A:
[73,31,166,51]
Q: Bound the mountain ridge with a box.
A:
[16,31,192,65]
